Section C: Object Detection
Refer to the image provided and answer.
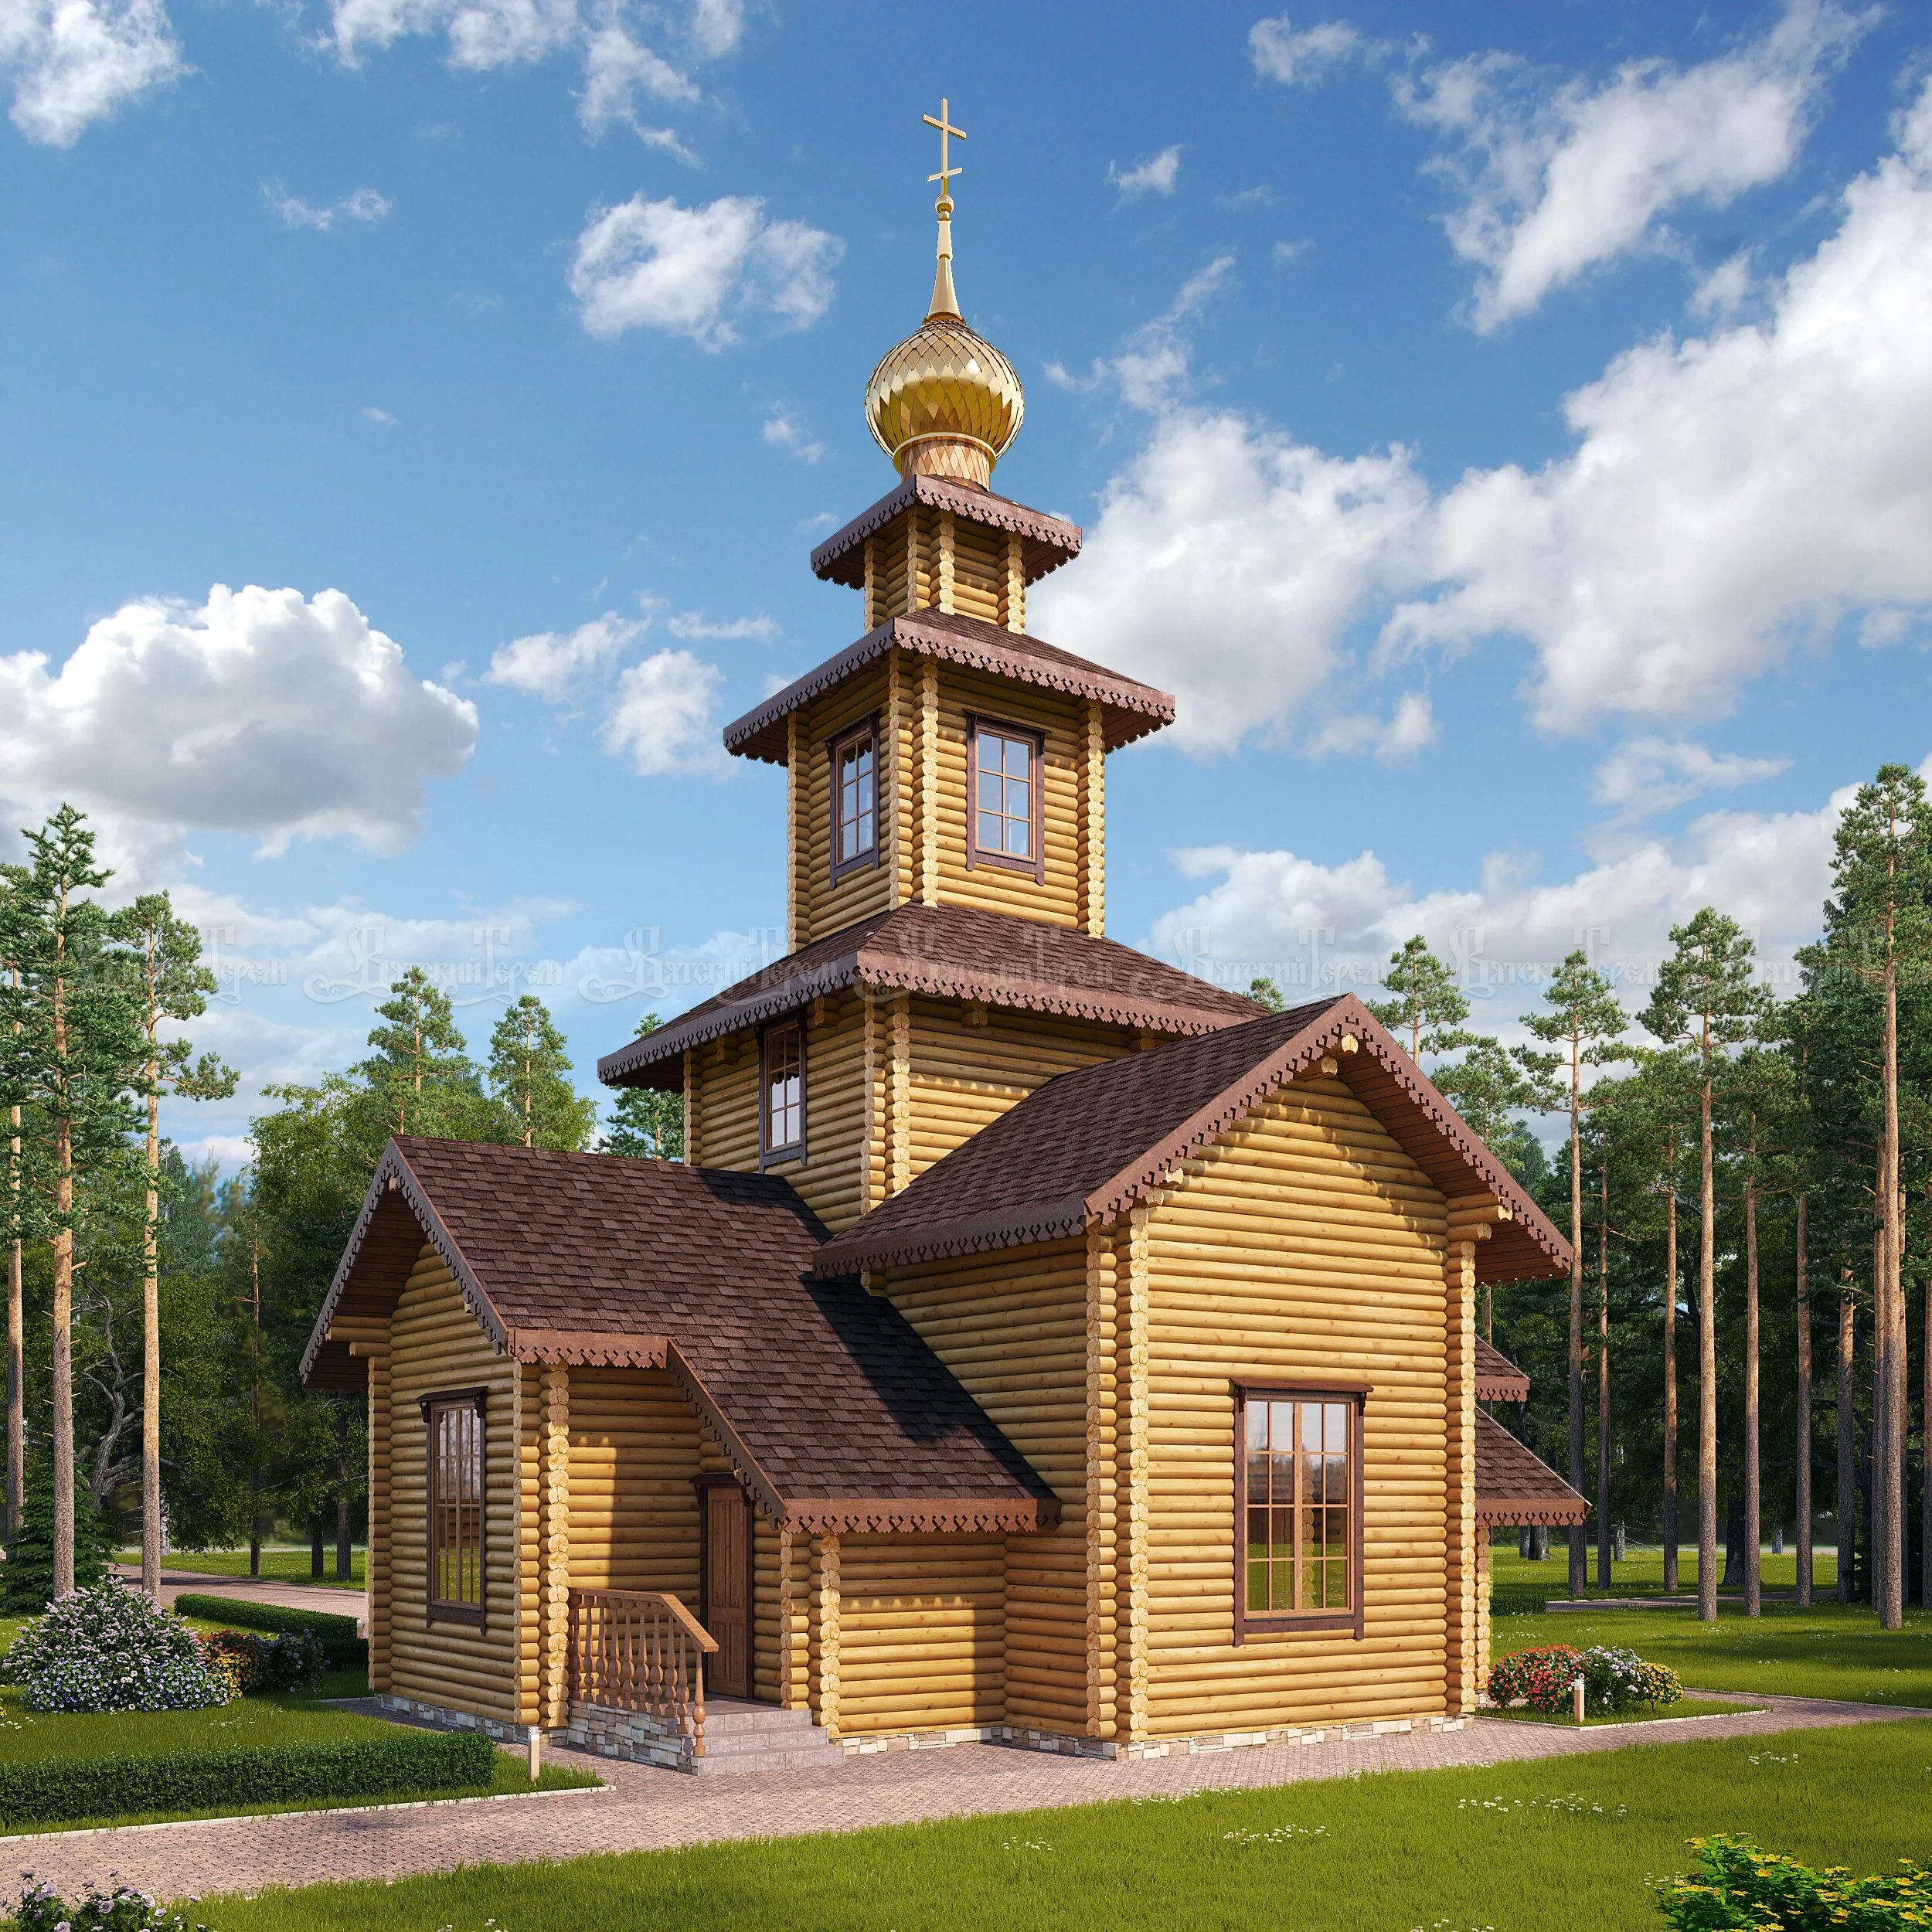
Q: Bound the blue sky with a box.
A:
[2,0,1929,1158]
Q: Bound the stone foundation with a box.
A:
[373,1693,539,1747]
[838,1712,1468,1760]
[562,1701,696,1772]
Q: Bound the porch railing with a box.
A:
[568,1588,719,1755]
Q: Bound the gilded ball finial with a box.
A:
[863,97,1025,489]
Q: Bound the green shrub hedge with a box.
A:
[173,1594,365,1672]
[1491,1587,1547,1616]
[0,1729,495,1826]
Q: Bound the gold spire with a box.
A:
[863,96,1025,488]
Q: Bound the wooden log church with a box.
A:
[304,114,1584,1773]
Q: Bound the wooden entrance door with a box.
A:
[701,1481,751,1698]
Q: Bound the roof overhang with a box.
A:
[809,472,1080,590]
[1475,1335,1532,1403]
[1474,1410,1588,1526]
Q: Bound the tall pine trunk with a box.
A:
[1597,1160,1612,1590]
[1569,1060,1587,1599]
[1876,954,1904,1628]
[51,1136,74,1597]
[5,976,20,1539]
[1698,1061,1718,1622]
[1663,1171,1679,1594]
[1922,1276,1930,1611]
[141,1052,162,1601]
[1838,1280,1856,1604]
[1795,1192,1812,1606]
[1744,1152,1761,1618]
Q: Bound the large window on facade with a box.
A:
[762,1020,804,1162]
[425,1392,485,1623]
[1234,1386,1362,1639]
[967,717,1043,879]
[831,723,878,880]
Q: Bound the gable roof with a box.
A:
[301,1137,1057,1537]
[723,608,1174,765]
[1475,1409,1587,1525]
[1475,1335,1532,1403]
[597,903,1264,1091]
[815,994,1569,1286]
[809,473,1082,590]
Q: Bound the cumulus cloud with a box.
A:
[0,585,478,860]
[1248,14,1367,88]
[0,0,183,145]
[1399,0,1869,330]
[485,612,645,696]
[263,182,392,230]
[666,611,775,641]
[1110,145,1182,199]
[1046,255,1236,413]
[569,192,842,348]
[577,13,696,145]
[761,405,825,464]
[600,648,724,774]
[1591,737,1788,818]
[1307,692,1436,762]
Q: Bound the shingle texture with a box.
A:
[1474,1335,1532,1402]
[303,1138,1056,1535]
[723,607,1174,764]
[816,995,1570,1286]
[597,903,1264,1090]
[1475,1409,1587,1525]
[809,473,1081,590]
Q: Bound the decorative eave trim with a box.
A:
[662,1342,790,1529]
[780,1496,1060,1536]
[509,1328,669,1368]
[1475,1375,1532,1402]
[809,474,1081,588]
[1475,1495,1588,1526]
[721,612,1174,767]
[300,1141,510,1387]
[815,995,1572,1281]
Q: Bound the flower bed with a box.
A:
[172,1594,366,1674]
[6,1581,230,1713]
[1487,1642,1682,1716]
[201,1628,328,1695]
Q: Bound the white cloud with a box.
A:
[666,611,776,641]
[1400,1,1869,329]
[0,0,182,145]
[1591,737,1788,818]
[684,0,740,57]
[569,192,842,348]
[1248,14,1366,88]
[264,182,392,230]
[326,0,579,70]
[577,13,696,145]
[0,585,478,860]
[362,404,396,424]
[1034,409,1428,755]
[762,405,825,464]
[1308,691,1436,762]
[485,612,645,697]
[600,648,724,774]
[1689,250,1756,321]
[1110,145,1182,199]
[1048,255,1235,413]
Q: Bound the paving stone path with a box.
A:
[110,1565,367,1626]
[13,1693,1920,1907]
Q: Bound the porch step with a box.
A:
[695,1699,843,1776]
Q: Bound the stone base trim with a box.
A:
[374,1694,542,1748]
[562,1701,696,1773]
[838,1712,1467,1760]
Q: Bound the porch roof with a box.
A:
[1475,1409,1587,1526]
[1474,1335,1532,1403]
[301,1136,1058,1537]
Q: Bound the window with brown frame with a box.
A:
[424,1391,485,1624]
[1233,1384,1363,1640]
[965,716,1043,880]
[761,1020,804,1162]
[830,722,878,881]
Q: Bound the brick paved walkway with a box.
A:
[15,1694,1921,1906]
[111,1565,368,1626]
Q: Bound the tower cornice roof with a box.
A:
[810,473,1081,590]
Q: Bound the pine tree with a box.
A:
[1247,976,1286,1012]
[106,895,233,1601]
[355,968,488,1141]
[0,1456,111,1613]
[1520,950,1630,1599]
[1645,908,1767,1623]
[487,995,596,1151]
[602,1015,685,1161]
[1366,936,1475,1062]
[0,807,146,1598]
[0,864,23,1539]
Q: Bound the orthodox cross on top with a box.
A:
[924,97,965,205]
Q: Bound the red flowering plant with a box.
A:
[1486,1644,1586,1715]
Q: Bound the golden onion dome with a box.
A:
[864,184,1023,489]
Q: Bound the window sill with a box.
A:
[1236,1611,1362,1640]
[829,849,879,886]
[427,1603,487,1628]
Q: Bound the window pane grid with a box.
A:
[835,734,876,866]
[1243,1396,1352,1619]
[765,1024,802,1152]
[973,729,1033,861]
[429,1401,483,1609]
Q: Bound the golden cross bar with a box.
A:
[924,97,965,199]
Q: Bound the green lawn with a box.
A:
[1483,1696,1763,1728]
[1492,1543,1839,1599]
[117,1546,367,1591]
[0,1683,403,1764]
[1492,1600,1932,1706]
[194,1718,1932,1932]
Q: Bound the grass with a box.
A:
[116,1547,367,1591]
[1492,1543,1840,1600]
[192,1717,1932,1932]
[1482,1696,1763,1728]
[1492,1599,1932,1706]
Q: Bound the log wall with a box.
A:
[835,1534,1006,1733]
[1138,1077,1454,1738]
[564,1366,703,1601]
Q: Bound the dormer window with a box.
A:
[831,721,878,882]
[967,716,1043,882]
[761,1020,804,1164]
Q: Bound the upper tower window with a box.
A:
[968,717,1043,880]
[832,722,877,879]
[762,1021,804,1163]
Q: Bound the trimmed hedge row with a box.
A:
[1490,1588,1549,1617]
[173,1594,366,1672]
[0,1730,496,1826]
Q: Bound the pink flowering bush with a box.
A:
[1487,1643,1585,1713]
[5,1580,231,1713]
[14,1873,208,1931]
[1487,1642,1682,1716]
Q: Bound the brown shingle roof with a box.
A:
[597,903,1264,1091]
[723,608,1174,765]
[1475,1409,1587,1525]
[1475,1335,1532,1403]
[301,1138,1056,1537]
[815,994,1570,1287]
[809,474,1081,590]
